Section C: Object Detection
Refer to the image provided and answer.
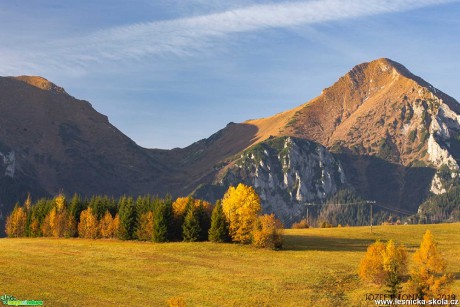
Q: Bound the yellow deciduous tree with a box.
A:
[99,210,116,239]
[29,217,41,237]
[359,240,407,296]
[41,214,53,237]
[173,197,212,217]
[359,240,387,284]
[407,230,452,300]
[40,194,71,238]
[383,240,408,297]
[65,215,77,238]
[49,207,66,237]
[136,211,154,241]
[5,204,27,237]
[78,207,99,239]
[222,183,261,243]
[55,193,66,211]
[112,214,121,239]
[252,214,283,249]
[172,197,191,218]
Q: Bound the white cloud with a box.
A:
[1,0,458,74]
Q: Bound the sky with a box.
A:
[1,0,459,149]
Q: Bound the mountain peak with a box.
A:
[12,76,68,95]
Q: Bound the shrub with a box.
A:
[252,214,283,250]
[292,219,309,229]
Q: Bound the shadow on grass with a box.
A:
[283,234,419,252]
[283,234,377,252]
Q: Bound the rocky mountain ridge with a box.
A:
[1,59,459,226]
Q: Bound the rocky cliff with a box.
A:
[195,136,348,225]
[1,58,460,227]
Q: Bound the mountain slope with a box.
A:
[0,76,166,202]
[1,58,459,227]
[193,58,460,220]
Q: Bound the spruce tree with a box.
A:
[118,196,136,240]
[182,206,201,242]
[69,193,85,224]
[196,202,211,241]
[152,202,169,242]
[209,200,230,243]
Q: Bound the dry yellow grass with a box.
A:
[0,223,458,306]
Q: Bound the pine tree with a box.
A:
[209,201,230,243]
[182,206,201,242]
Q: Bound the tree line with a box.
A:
[5,183,283,249]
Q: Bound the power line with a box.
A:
[300,201,370,207]
[287,199,414,231]
[374,203,413,216]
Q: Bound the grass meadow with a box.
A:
[0,223,459,306]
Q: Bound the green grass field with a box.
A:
[0,223,459,306]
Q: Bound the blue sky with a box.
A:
[1,0,459,149]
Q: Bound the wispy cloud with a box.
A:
[1,0,457,74]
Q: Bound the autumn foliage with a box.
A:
[4,184,282,248]
[359,240,407,295]
[407,230,452,299]
[252,214,283,249]
[136,211,154,241]
[5,204,27,237]
[78,207,99,239]
[360,231,452,299]
[222,183,261,244]
[99,211,117,239]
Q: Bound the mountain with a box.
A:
[0,76,167,205]
[1,58,459,227]
[193,58,460,222]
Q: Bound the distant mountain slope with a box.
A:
[0,76,166,203]
[1,58,459,227]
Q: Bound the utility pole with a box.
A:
[306,207,309,226]
[366,200,376,233]
[370,203,373,233]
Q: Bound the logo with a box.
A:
[1,294,43,306]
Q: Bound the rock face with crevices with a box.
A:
[206,136,348,225]
[1,58,460,228]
